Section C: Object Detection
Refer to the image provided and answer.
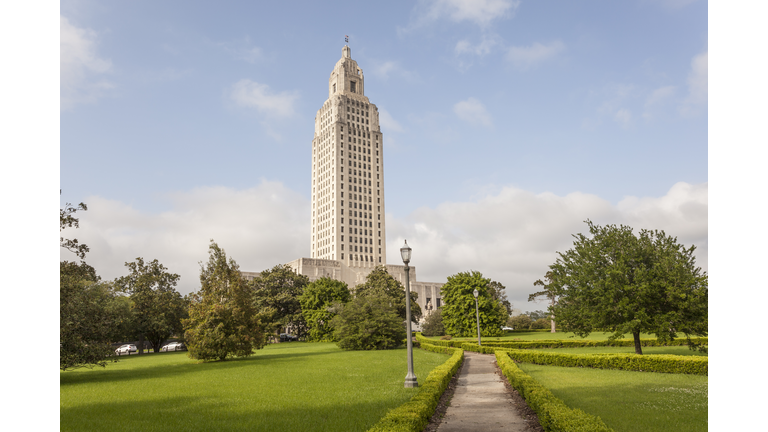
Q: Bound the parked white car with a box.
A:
[115,344,137,355]
[160,342,186,352]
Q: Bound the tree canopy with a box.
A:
[331,293,406,350]
[251,264,310,339]
[548,221,708,354]
[183,241,265,361]
[114,258,188,354]
[299,277,351,341]
[440,271,506,337]
[354,265,421,324]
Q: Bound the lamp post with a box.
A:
[473,289,481,346]
[401,240,418,388]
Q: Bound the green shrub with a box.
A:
[496,351,615,432]
[366,346,464,432]
[440,334,452,340]
[507,314,533,330]
[482,337,708,350]
[331,293,406,350]
[530,318,550,330]
[421,309,445,337]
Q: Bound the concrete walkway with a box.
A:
[437,351,530,431]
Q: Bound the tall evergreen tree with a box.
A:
[183,241,265,361]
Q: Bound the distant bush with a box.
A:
[331,293,406,350]
[507,314,533,330]
[440,335,452,340]
[421,309,445,337]
[530,318,550,329]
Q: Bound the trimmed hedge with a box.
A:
[483,337,708,350]
[460,343,707,375]
[495,351,615,432]
[365,344,464,432]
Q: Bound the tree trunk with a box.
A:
[138,334,145,355]
[633,331,643,355]
[550,318,556,333]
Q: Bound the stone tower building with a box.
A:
[244,45,444,317]
[310,45,386,267]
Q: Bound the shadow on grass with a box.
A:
[61,344,346,386]
[61,395,393,432]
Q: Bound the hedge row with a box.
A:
[495,351,615,432]
[482,337,709,350]
[461,343,708,375]
[365,344,464,432]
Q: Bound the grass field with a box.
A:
[519,363,708,432]
[60,342,450,432]
[531,346,708,356]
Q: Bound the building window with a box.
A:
[436,299,441,308]
[350,81,356,93]
[333,83,336,93]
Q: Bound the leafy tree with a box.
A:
[354,265,421,324]
[60,195,89,259]
[420,308,445,337]
[506,314,533,330]
[530,318,550,329]
[60,197,130,370]
[114,258,188,354]
[251,264,310,339]
[488,281,512,318]
[549,221,708,354]
[526,310,549,321]
[299,277,351,341]
[331,293,406,350]
[441,271,506,337]
[529,272,558,332]
[183,241,266,361]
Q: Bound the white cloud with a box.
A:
[613,108,632,127]
[505,40,565,70]
[370,60,418,81]
[60,15,113,110]
[386,182,708,313]
[379,109,405,133]
[230,79,299,118]
[646,85,677,107]
[406,0,519,30]
[455,34,501,56]
[60,182,310,295]
[680,51,708,116]
[453,97,492,126]
[62,181,707,314]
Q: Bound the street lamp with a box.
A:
[401,240,418,388]
[473,289,481,346]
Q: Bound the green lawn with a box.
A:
[532,346,708,356]
[519,363,708,432]
[61,342,449,432]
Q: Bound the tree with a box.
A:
[60,262,129,370]
[488,280,512,318]
[183,241,266,361]
[530,318,550,329]
[331,293,406,350]
[506,314,533,330]
[299,277,351,341]
[354,265,421,324]
[548,221,708,354]
[60,197,129,370]
[441,271,506,337]
[114,258,188,354]
[525,310,549,321]
[529,272,558,332]
[251,264,310,339]
[420,308,445,337]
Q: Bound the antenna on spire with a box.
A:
[345,35,349,45]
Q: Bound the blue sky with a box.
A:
[58,0,709,312]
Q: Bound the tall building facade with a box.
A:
[245,45,444,319]
[310,45,386,267]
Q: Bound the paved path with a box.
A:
[437,351,530,431]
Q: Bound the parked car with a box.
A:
[160,342,187,352]
[279,333,298,342]
[115,344,137,355]
[502,326,514,331]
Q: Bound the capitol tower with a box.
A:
[310,45,386,267]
